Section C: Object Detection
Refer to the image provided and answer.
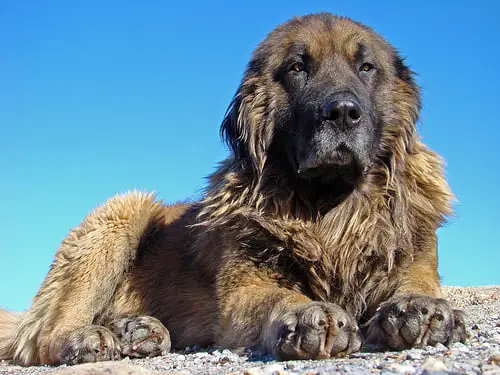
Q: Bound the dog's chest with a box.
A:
[307,210,405,315]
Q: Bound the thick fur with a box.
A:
[1,14,462,365]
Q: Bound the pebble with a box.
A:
[433,343,448,352]
[481,365,500,375]
[488,353,500,365]
[421,357,448,372]
[388,363,417,373]
[262,363,285,375]
[405,349,423,360]
[194,351,210,358]
[245,368,264,375]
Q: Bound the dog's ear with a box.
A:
[386,53,421,156]
[220,64,274,174]
[393,55,415,85]
[393,54,421,112]
[220,92,246,161]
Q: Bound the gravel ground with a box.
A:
[1,286,499,375]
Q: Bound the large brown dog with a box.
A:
[0,13,466,366]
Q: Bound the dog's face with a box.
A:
[222,13,419,187]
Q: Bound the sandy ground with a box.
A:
[1,286,499,375]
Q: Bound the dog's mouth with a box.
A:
[296,145,363,183]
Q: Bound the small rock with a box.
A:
[245,368,264,375]
[217,356,232,364]
[54,362,155,375]
[423,345,439,354]
[421,357,448,372]
[433,343,448,352]
[406,349,423,360]
[450,342,470,353]
[388,363,416,373]
[263,363,286,375]
[386,352,406,359]
[285,362,296,370]
[194,351,210,358]
[482,365,500,375]
[488,353,500,365]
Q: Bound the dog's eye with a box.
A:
[359,62,375,73]
[290,62,305,72]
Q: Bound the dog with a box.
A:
[0,13,467,365]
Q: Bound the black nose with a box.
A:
[322,99,362,127]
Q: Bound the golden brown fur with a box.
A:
[0,13,465,366]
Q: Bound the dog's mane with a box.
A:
[195,25,453,318]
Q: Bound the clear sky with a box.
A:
[1,1,498,312]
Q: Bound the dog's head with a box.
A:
[222,13,420,187]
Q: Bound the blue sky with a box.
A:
[1,1,498,312]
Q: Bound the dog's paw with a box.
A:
[275,302,362,360]
[364,294,468,350]
[110,315,171,358]
[59,325,121,365]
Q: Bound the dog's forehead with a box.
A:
[258,14,392,70]
[291,17,364,54]
[299,18,386,57]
